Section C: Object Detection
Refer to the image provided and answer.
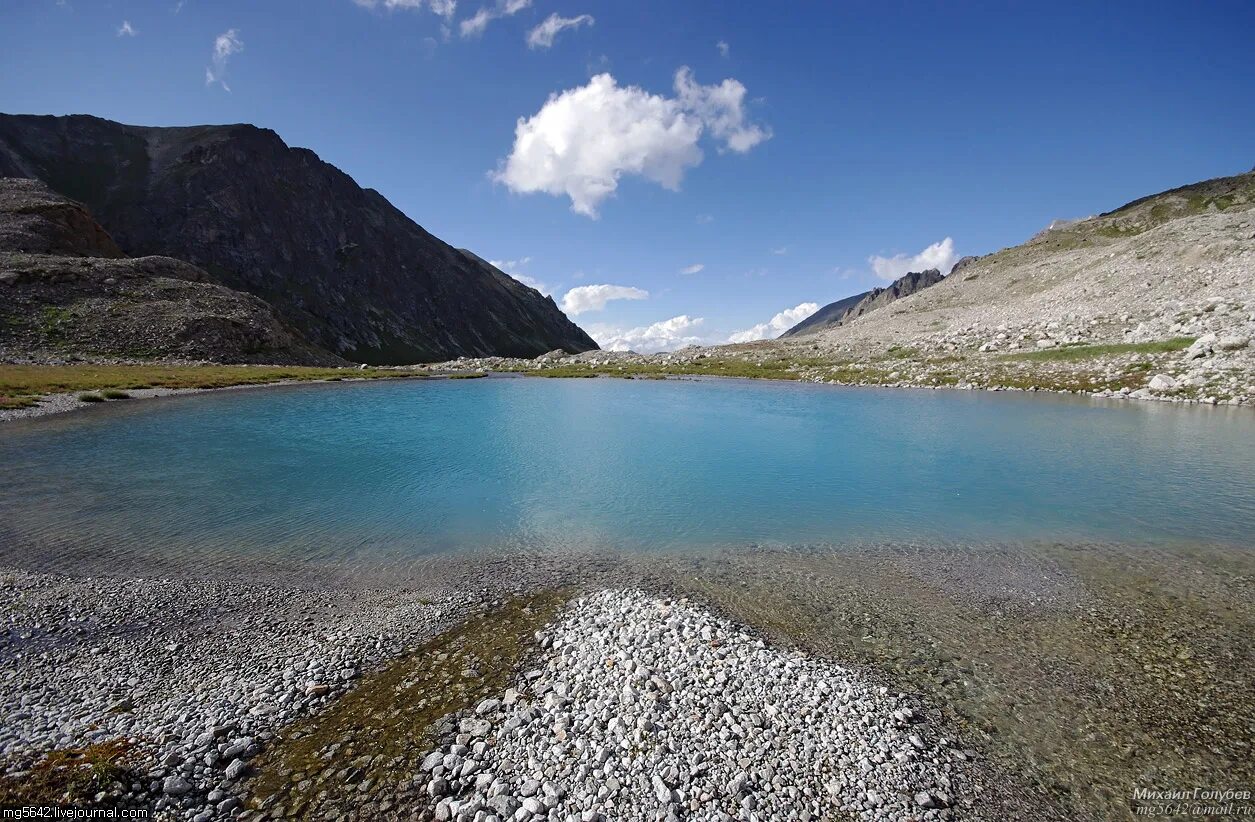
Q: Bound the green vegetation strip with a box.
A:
[0,739,138,806]
[1001,337,1193,363]
[0,364,416,410]
[505,356,855,382]
[246,591,567,819]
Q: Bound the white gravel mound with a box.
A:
[421,590,966,821]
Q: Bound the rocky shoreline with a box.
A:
[0,568,473,817]
[3,539,1253,821]
[1,564,986,821]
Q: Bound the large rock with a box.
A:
[0,113,599,364]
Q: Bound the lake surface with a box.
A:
[1,377,1252,570]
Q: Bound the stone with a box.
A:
[161,776,192,796]
[223,759,248,781]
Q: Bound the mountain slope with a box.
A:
[781,268,944,338]
[0,178,344,366]
[789,167,1255,354]
[0,113,598,364]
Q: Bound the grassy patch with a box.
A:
[100,389,131,400]
[0,394,38,410]
[247,591,567,818]
[884,345,920,360]
[1002,338,1194,363]
[0,364,419,410]
[0,739,137,806]
[77,392,105,403]
[445,372,487,379]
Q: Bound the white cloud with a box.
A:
[560,284,649,315]
[205,29,242,91]
[728,302,819,343]
[494,69,770,218]
[117,20,137,37]
[459,0,529,38]
[771,246,788,255]
[489,256,531,272]
[592,315,706,353]
[696,214,714,224]
[459,7,494,36]
[353,0,457,17]
[526,13,594,49]
[869,237,957,281]
[680,263,704,275]
[673,67,771,154]
[716,40,730,58]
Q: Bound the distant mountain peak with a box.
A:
[780,268,944,338]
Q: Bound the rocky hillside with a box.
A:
[781,268,944,338]
[774,167,1255,403]
[0,114,598,364]
[0,178,344,366]
[798,169,1255,354]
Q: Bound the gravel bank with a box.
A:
[418,590,971,821]
[0,568,985,820]
[0,569,473,817]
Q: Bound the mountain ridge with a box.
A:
[0,113,598,364]
[781,268,945,338]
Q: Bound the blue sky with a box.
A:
[4,1,1254,350]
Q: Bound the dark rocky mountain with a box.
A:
[0,113,598,364]
[0,178,344,366]
[781,268,945,338]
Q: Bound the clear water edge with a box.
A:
[1,376,1251,575]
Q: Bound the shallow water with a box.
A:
[1,377,1252,570]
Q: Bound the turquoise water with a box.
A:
[1,377,1252,569]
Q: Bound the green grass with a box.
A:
[0,364,419,410]
[0,740,136,806]
[1002,338,1194,363]
[884,345,919,360]
[248,592,567,818]
[77,392,105,403]
[100,389,131,399]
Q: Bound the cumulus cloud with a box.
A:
[716,40,730,58]
[560,284,649,315]
[460,0,530,38]
[494,69,770,217]
[353,0,457,16]
[869,237,957,281]
[117,20,137,37]
[592,315,706,353]
[205,29,242,91]
[680,263,704,275]
[526,13,594,48]
[728,302,819,343]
